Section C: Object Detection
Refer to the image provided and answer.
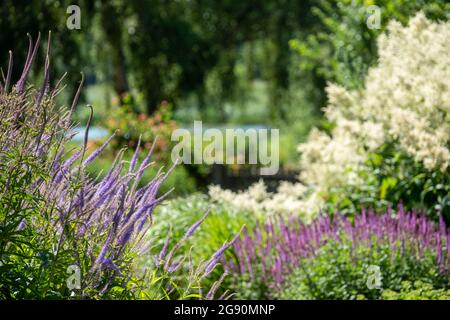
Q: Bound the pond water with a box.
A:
[72,124,270,142]
[72,126,110,141]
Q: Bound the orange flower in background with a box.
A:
[157,138,167,151]
[103,101,177,163]
[138,113,147,121]
[111,96,119,107]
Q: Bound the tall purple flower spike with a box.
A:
[1,34,178,293]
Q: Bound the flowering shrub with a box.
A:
[225,206,450,299]
[104,99,177,162]
[305,12,450,174]
[209,14,450,220]
[296,13,450,217]
[0,35,230,299]
[381,281,450,300]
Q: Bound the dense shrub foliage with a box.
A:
[381,281,450,300]
[0,36,230,299]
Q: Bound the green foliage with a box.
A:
[0,145,62,298]
[382,281,450,300]
[0,0,92,91]
[291,0,450,90]
[278,239,450,300]
[146,194,253,295]
[149,194,253,263]
[229,272,270,300]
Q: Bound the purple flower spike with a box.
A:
[225,205,449,295]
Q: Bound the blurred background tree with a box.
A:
[0,0,320,120]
